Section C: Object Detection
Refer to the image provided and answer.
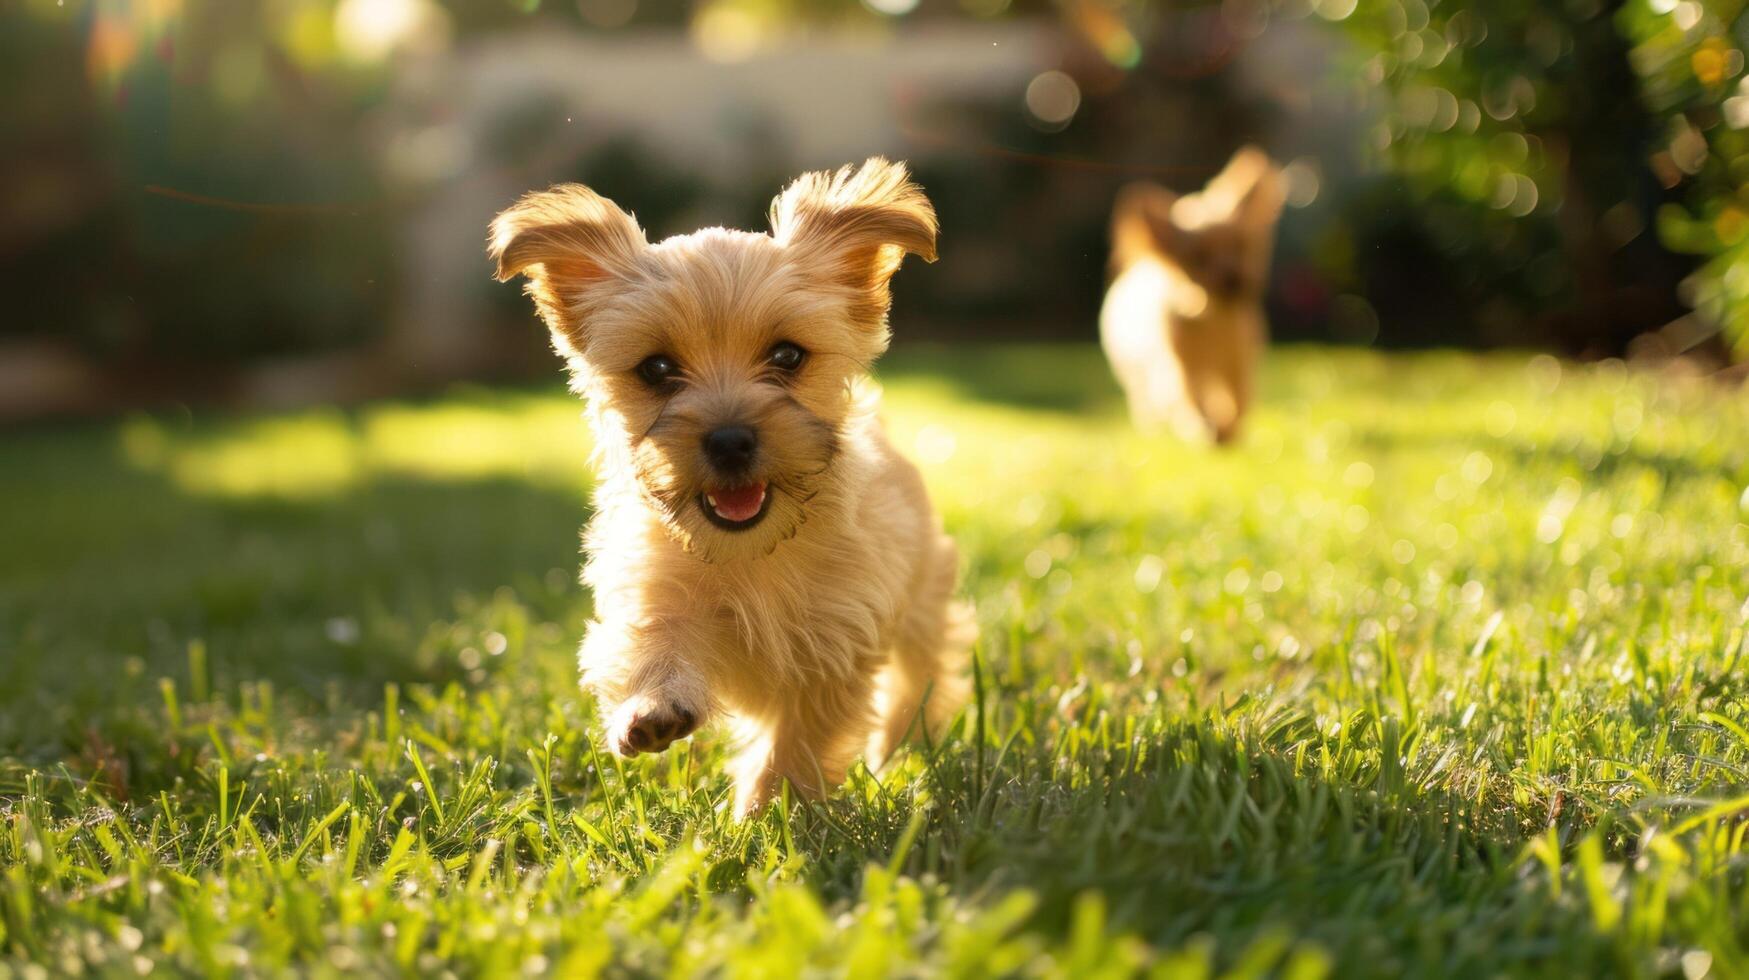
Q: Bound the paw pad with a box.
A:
[614,704,699,756]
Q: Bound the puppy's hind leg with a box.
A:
[868,538,974,769]
[730,682,875,818]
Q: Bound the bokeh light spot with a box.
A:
[577,0,637,28]
[335,0,409,60]
[914,424,958,465]
[862,0,919,17]
[691,2,767,62]
[1134,555,1164,594]
[1024,70,1081,130]
[1282,158,1321,208]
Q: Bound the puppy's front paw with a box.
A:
[605,696,700,757]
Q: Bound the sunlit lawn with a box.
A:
[4,344,1749,977]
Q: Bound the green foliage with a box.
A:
[4,346,1749,974]
[8,0,1729,361]
[1621,0,1749,357]
[4,0,399,359]
[1336,0,1571,224]
[1320,0,1691,351]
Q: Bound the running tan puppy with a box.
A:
[1100,147,1283,445]
[489,159,971,816]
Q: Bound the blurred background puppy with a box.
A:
[1100,147,1284,446]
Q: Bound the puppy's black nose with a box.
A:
[703,426,758,470]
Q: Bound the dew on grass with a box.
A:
[1527,353,1562,392]
[325,617,361,645]
[1048,569,1074,595]
[1435,522,1459,549]
[1461,451,1493,484]
[1224,568,1251,594]
[1681,950,1713,980]
[1595,357,1628,392]
[1343,504,1370,532]
[1134,555,1164,593]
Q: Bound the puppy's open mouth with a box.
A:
[700,482,769,530]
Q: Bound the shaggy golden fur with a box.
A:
[489,159,972,816]
[1100,146,1283,445]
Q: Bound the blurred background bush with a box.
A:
[4,0,1745,418]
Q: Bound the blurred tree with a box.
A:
[1321,0,1693,354]
[4,0,394,364]
[1620,0,1749,358]
[4,0,1735,398]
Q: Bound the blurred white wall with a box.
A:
[382,24,1061,376]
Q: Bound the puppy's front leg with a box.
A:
[580,619,710,757]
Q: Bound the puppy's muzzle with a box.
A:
[698,424,770,530]
[703,425,758,474]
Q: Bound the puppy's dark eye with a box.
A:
[636,354,679,387]
[768,342,806,372]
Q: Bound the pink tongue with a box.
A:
[710,483,766,522]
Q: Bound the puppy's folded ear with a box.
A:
[1234,161,1284,229]
[1110,182,1183,268]
[1211,147,1283,228]
[768,157,937,325]
[487,185,646,355]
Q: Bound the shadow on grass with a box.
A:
[0,407,1667,976]
[779,709,1624,976]
[0,423,594,758]
[880,342,1124,415]
[1347,425,1746,487]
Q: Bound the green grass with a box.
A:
[4,344,1749,977]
